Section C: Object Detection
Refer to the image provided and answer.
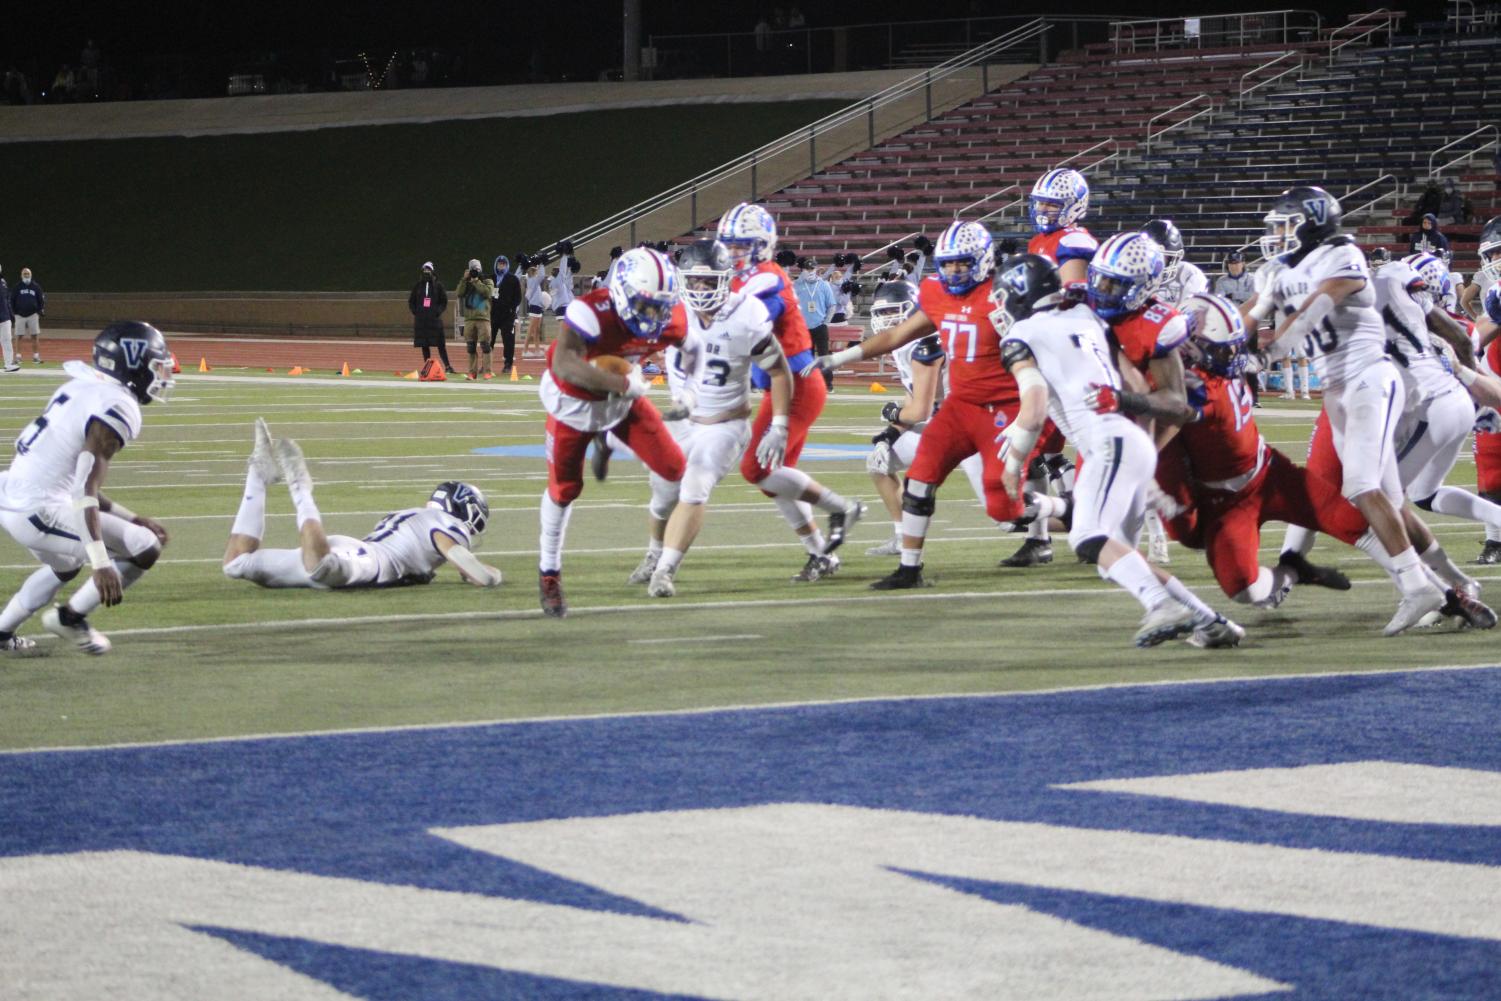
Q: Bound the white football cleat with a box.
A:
[251,417,282,484]
[865,536,902,557]
[647,565,677,598]
[627,550,660,585]
[1383,586,1446,637]
[1146,513,1171,565]
[0,634,37,653]
[42,606,111,655]
[274,437,313,497]
[1187,615,1245,649]
[1134,599,1196,648]
[823,500,866,555]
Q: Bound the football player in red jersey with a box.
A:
[1471,284,1501,562]
[1003,168,1099,567]
[806,220,1022,589]
[1105,294,1373,608]
[718,203,866,582]
[535,248,688,617]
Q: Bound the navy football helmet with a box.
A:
[989,253,1063,332]
[429,481,489,537]
[678,239,734,314]
[92,321,173,404]
[1140,219,1184,281]
[1478,216,1501,285]
[869,280,919,333]
[1261,186,1342,262]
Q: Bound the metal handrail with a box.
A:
[1427,125,1499,177]
[1327,8,1403,63]
[530,18,1051,260]
[1450,0,1478,30]
[1109,9,1323,52]
[1237,50,1301,104]
[1144,94,1215,152]
[1340,173,1397,206]
[953,183,1021,219]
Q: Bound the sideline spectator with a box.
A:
[1438,178,1472,226]
[489,254,522,374]
[1212,250,1255,305]
[794,257,837,391]
[549,241,576,318]
[408,261,453,375]
[522,258,547,357]
[456,258,495,380]
[0,265,14,371]
[1409,213,1451,257]
[1405,180,1442,225]
[11,268,44,364]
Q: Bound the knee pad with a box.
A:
[866,440,894,476]
[648,477,680,521]
[222,554,249,580]
[1043,453,1074,477]
[680,465,717,506]
[1074,535,1108,565]
[129,545,161,570]
[1026,454,1048,482]
[901,479,936,518]
[466,342,478,356]
[1414,492,1436,512]
[54,566,81,583]
[308,552,350,588]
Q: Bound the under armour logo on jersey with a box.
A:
[1302,199,1328,225]
[119,338,150,368]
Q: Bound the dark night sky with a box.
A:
[7,0,1440,90]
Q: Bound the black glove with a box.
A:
[841,280,858,296]
[775,249,797,268]
[557,239,575,256]
[568,256,581,273]
[905,252,919,265]
[871,424,903,446]
[913,234,933,254]
[880,401,904,424]
[609,245,624,259]
[997,238,1020,255]
[887,245,905,263]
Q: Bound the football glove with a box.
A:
[1084,382,1120,414]
[1475,407,1501,435]
[996,421,1040,475]
[871,424,903,447]
[621,366,651,400]
[1486,284,1501,325]
[756,420,789,470]
[880,401,904,424]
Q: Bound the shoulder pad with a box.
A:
[911,334,944,364]
[1000,338,1034,370]
[1326,234,1357,248]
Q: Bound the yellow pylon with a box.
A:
[509,366,519,382]
[869,382,887,393]
[198,357,211,372]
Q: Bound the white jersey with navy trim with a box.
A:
[361,506,471,582]
[1374,260,1454,401]
[1002,303,1135,454]
[682,294,778,417]
[0,361,142,511]
[1269,240,1386,389]
[1158,260,1209,306]
[893,333,945,398]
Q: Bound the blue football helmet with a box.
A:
[1029,168,1090,234]
[1403,252,1451,305]
[93,321,174,405]
[609,248,680,339]
[1087,233,1164,320]
[429,481,489,537]
[933,220,995,295]
[716,203,778,274]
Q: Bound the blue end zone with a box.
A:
[4,666,1499,998]
[472,443,873,461]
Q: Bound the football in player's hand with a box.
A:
[590,355,634,376]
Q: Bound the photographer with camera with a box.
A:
[457,258,496,380]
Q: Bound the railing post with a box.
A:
[629,221,637,246]
[751,152,758,202]
[982,60,988,93]
[809,125,817,175]
[867,99,875,147]
[690,187,698,230]
[925,70,932,121]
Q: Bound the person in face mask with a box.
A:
[792,257,837,391]
[0,265,15,373]
[10,268,44,365]
[489,254,522,375]
[407,261,453,375]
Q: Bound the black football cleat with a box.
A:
[869,563,930,590]
[1277,550,1351,591]
[1000,538,1053,567]
[1475,540,1501,565]
[539,571,568,618]
[823,500,866,555]
[1441,588,1498,630]
[791,553,840,583]
[590,434,612,482]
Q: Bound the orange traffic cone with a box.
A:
[170,353,182,374]
[288,366,305,376]
[651,375,666,386]
[340,362,351,377]
[869,382,887,393]
[403,369,420,380]
[198,357,211,372]
[509,366,518,382]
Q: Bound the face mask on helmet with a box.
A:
[869,287,917,333]
[716,203,777,275]
[429,481,489,537]
[681,270,730,313]
[609,251,680,339]
[1086,269,1152,319]
[1182,294,1248,378]
[1260,213,1304,261]
[1482,247,1501,285]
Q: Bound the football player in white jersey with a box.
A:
[636,240,793,597]
[1459,216,1499,319]
[862,280,988,556]
[1141,219,1209,306]
[223,420,499,590]
[993,255,1241,648]
[0,322,173,655]
[1251,186,1448,634]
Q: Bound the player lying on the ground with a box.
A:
[223,419,500,590]
[632,239,794,598]
[0,321,173,655]
[995,254,1242,649]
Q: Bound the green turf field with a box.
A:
[1,371,1496,751]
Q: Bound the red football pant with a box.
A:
[1176,447,1368,598]
[546,399,685,505]
[1476,431,1501,494]
[742,370,828,486]
[906,396,1022,523]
